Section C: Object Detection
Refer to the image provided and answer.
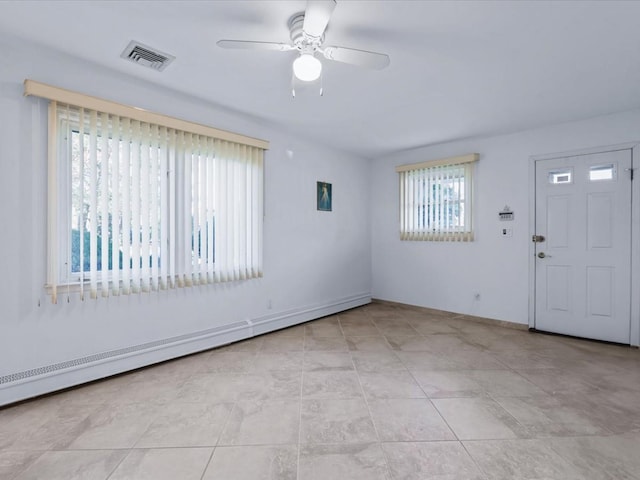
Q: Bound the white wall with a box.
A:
[372,109,640,325]
[0,35,371,403]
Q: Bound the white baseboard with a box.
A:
[0,293,371,407]
[251,293,371,335]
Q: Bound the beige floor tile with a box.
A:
[372,318,418,336]
[465,439,583,480]
[202,445,297,480]
[219,399,300,445]
[0,451,43,480]
[515,368,602,395]
[200,351,257,373]
[176,373,248,403]
[382,441,485,480]
[369,399,455,441]
[432,397,520,440]
[303,351,354,371]
[240,371,303,401]
[108,448,212,480]
[299,443,389,480]
[302,371,363,399]
[300,399,377,444]
[385,336,436,351]
[346,336,391,352]
[341,323,381,336]
[304,320,343,338]
[262,335,304,352]
[251,352,304,372]
[338,316,376,327]
[548,433,640,480]
[493,395,609,437]
[359,371,425,399]
[351,351,406,372]
[395,351,459,371]
[448,350,510,370]
[412,370,485,398]
[304,337,349,352]
[8,403,98,450]
[135,402,233,447]
[13,450,126,480]
[67,403,162,449]
[407,320,459,335]
[468,370,548,397]
[111,374,185,405]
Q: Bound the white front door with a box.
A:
[534,149,632,343]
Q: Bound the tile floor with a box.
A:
[1,302,640,479]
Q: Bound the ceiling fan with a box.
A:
[217,0,390,94]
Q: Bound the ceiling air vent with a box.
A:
[120,41,175,72]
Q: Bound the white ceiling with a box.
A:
[2,0,640,158]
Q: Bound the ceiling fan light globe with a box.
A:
[293,54,322,82]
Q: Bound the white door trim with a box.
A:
[528,142,640,346]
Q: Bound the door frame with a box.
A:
[528,142,640,346]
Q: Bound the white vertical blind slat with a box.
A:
[111,115,121,294]
[89,110,99,298]
[121,118,132,294]
[183,133,193,286]
[99,112,109,297]
[47,102,59,303]
[168,130,177,288]
[159,126,169,289]
[150,123,160,291]
[198,136,207,283]
[206,137,215,282]
[140,123,151,292]
[77,108,86,300]
[131,120,142,293]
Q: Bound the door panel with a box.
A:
[547,195,570,248]
[534,149,632,343]
[586,266,613,317]
[546,265,571,312]
[587,193,613,249]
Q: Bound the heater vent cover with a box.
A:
[121,40,175,71]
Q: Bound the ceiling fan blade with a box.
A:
[217,40,295,52]
[322,46,390,70]
[303,0,337,39]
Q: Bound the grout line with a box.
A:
[350,312,395,480]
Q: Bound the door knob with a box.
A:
[537,252,550,258]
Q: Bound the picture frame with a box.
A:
[317,181,332,211]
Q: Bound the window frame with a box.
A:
[26,79,268,303]
[396,153,478,242]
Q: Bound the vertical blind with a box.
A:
[46,99,265,303]
[396,154,478,242]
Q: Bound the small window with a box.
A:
[396,154,478,242]
[548,169,573,185]
[589,164,615,182]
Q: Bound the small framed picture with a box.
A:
[317,181,332,211]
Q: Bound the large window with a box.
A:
[396,154,478,241]
[27,81,267,302]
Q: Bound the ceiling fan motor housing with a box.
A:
[289,13,324,49]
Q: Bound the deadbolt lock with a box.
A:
[532,235,545,243]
